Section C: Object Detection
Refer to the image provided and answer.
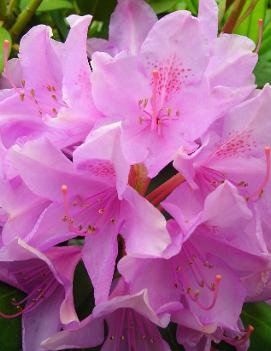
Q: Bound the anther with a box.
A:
[152,69,159,81]
[215,274,222,283]
[247,325,254,335]
[86,225,96,234]
[256,19,263,54]
[143,98,148,108]
[30,88,35,97]
[61,184,68,195]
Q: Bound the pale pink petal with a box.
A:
[109,0,157,55]
[198,0,218,41]
[74,122,130,197]
[122,186,171,257]
[82,225,119,303]
[22,287,64,351]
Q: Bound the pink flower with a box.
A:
[10,134,170,302]
[88,0,157,56]
[175,318,253,351]
[0,177,49,246]
[173,85,271,200]
[0,239,81,351]
[119,183,269,340]
[0,15,100,152]
[41,279,180,350]
[90,0,257,176]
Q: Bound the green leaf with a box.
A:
[254,57,271,87]
[51,10,69,40]
[37,0,74,12]
[0,27,12,74]
[186,0,198,15]
[160,323,185,350]
[20,0,29,11]
[216,341,235,350]
[259,9,271,54]
[218,0,227,25]
[241,302,271,351]
[76,0,117,22]
[20,0,73,12]
[73,260,95,321]
[0,282,24,351]
[147,0,179,14]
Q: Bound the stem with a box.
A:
[226,0,235,9]
[146,173,184,206]
[222,0,246,33]
[129,164,150,196]
[0,0,7,20]
[7,0,19,15]
[9,0,42,40]
[235,0,259,28]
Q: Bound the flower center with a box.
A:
[0,260,58,319]
[200,145,271,201]
[138,69,180,136]
[107,309,158,350]
[3,40,64,118]
[137,54,194,135]
[61,184,119,235]
[173,243,222,311]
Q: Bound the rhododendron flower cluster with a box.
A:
[0,0,271,350]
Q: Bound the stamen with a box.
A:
[0,276,57,319]
[188,274,222,310]
[61,186,119,236]
[234,325,254,344]
[61,184,70,217]
[0,301,36,319]
[3,40,18,91]
[246,325,254,339]
[256,19,263,54]
[150,69,159,131]
[250,146,270,200]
